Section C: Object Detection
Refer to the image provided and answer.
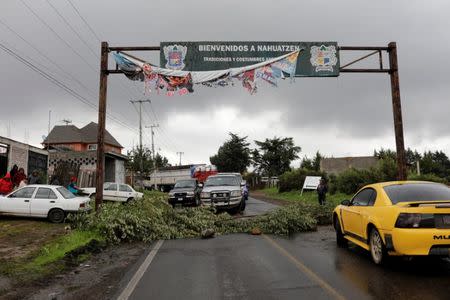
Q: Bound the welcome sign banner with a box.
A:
[160,41,339,77]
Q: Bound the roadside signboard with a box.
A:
[160,41,339,77]
[301,176,322,195]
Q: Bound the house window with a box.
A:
[88,144,97,151]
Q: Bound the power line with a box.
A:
[0,42,138,134]
[0,17,96,94]
[45,0,99,59]
[66,0,102,42]
[19,0,98,73]
[0,13,142,132]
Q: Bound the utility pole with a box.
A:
[130,99,151,188]
[145,124,159,190]
[388,42,407,180]
[95,41,108,212]
[177,151,184,166]
[48,110,51,135]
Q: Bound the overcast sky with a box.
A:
[1,0,449,167]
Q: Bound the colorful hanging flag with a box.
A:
[113,50,301,96]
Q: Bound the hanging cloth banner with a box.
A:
[113,50,301,96]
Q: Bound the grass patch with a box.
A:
[256,187,350,206]
[31,230,103,267]
[1,229,103,281]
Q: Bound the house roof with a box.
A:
[43,122,123,148]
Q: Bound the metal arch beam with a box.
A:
[96,42,407,199]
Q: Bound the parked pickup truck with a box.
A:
[168,179,202,207]
[200,175,245,214]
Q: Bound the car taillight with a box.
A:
[79,203,85,208]
[395,213,434,228]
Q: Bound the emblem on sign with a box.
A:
[310,45,338,72]
[163,44,187,70]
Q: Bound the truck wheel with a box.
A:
[48,208,65,223]
[239,199,246,212]
[195,196,201,207]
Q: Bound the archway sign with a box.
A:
[94,41,405,211]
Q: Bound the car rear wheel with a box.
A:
[370,228,387,265]
[334,216,347,247]
[48,208,65,223]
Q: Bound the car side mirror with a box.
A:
[197,183,203,188]
[341,199,351,206]
[240,182,245,187]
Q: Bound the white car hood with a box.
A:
[202,185,240,192]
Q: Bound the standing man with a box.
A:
[317,178,328,205]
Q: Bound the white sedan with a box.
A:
[82,182,143,202]
[0,185,90,223]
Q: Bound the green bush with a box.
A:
[68,194,326,243]
[278,168,326,193]
[407,173,447,184]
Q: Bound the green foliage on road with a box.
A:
[68,191,327,243]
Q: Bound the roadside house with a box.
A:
[0,136,48,178]
[43,122,127,187]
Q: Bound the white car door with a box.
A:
[119,184,133,201]
[104,183,118,201]
[1,187,36,215]
[31,187,59,217]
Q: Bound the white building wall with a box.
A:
[115,159,125,184]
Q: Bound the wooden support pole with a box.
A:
[388,42,407,180]
[95,41,109,211]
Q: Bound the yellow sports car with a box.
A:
[333,181,450,264]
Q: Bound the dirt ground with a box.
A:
[0,217,66,261]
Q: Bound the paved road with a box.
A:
[243,196,279,216]
[117,199,450,300]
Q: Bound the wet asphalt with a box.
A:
[123,197,450,300]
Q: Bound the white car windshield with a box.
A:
[205,176,238,187]
[57,187,76,199]
[174,180,196,188]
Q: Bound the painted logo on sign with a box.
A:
[310,45,338,72]
[163,44,187,70]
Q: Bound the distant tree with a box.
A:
[300,151,323,171]
[210,133,251,173]
[300,156,313,170]
[252,137,301,177]
[374,148,397,161]
[405,148,421,166]
[154,153,170,169]
[126,146,170,175]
